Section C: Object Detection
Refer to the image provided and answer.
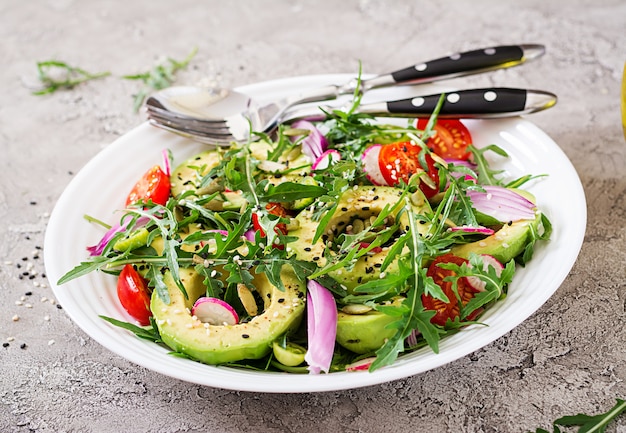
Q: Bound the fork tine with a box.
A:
[146,109,235,136]
[146,105,232,130]
[148,119,235,146]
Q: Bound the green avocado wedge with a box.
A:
[287,185,432,293]
[336,298,404,354]
[451,211,543,264]
[151,266,306,365]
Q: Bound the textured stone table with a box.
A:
[1,1,625,431]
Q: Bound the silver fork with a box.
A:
[147,87,557,145]
[146,44,546,144]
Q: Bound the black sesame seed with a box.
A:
[304,247,312,252]
[20,343,27,349]
[25,291,32,296]
[278,298,285,303]
[242,334,250,339]
[2,343,9,348]
[56,304,63,310]
[362,206,370,211]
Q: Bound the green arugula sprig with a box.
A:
[32,60,111,95]
[533,398,626,433]
[33,48,197,112]
[123,47,198,112]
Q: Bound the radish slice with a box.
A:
[346,356,376,372]
[449,226,495,235]
[466,254,504,292]
[191,297,239,325]
[312,149,341,170]
[361,144,388,186]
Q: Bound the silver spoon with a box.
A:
[146,44,545,142]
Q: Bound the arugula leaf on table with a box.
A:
[32,60,111,95]
[122,47,197,112]
[532,398,626,433]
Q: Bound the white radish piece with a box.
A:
[312,149,341,170]
[466,254,504,292]
[361,144,387,186]
[191,297,239,325]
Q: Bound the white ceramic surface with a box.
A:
[44,75,586,393]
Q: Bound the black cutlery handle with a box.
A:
[377,88,557,118]
[388,45,544,85]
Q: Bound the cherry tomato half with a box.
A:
[117,264,152,326]
[126,165,171,207]
[252,203,290,249]
[378,141,440,199]
[416,119,473,161]
[421,254,480,327]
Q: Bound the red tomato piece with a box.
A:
[421,254,480,327]
[126,165,171,206]
[416,119,472,161]
[378,141,440,198]
[117,264,152,326]
[252,203,290,239]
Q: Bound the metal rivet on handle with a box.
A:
[411,97,425,107]
[484,91,497,102]
[450,53,461,60]
[414,63,427,71]
[484,48,496,55]
[447,93,460,103]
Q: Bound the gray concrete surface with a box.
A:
[1,0,625,432]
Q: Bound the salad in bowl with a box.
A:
[58,96,551,374]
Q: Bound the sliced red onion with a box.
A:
[312,149,341,171]
[405,329,420,347]
[466,254,504,292]
[305,279,337,374]
[205,229,229,237]
[361,144,388,186]
[291,120,328,161]
[449,226,495,236]
[243,229,256,242]
[191,297,239,325]
[162,148,171,177]
[468,186,536,222]
[86,216,149,256]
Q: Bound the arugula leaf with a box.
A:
[145,265,170,305]
[257,181,326,203]
[99,315,162,343]
[531,399,626,433]
[123,47,197,112]
[32,60,110,95]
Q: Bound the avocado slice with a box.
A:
[451,212,542,263]
[336,298,404,354]
[287,185,432,292]
[151,266,306,365]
